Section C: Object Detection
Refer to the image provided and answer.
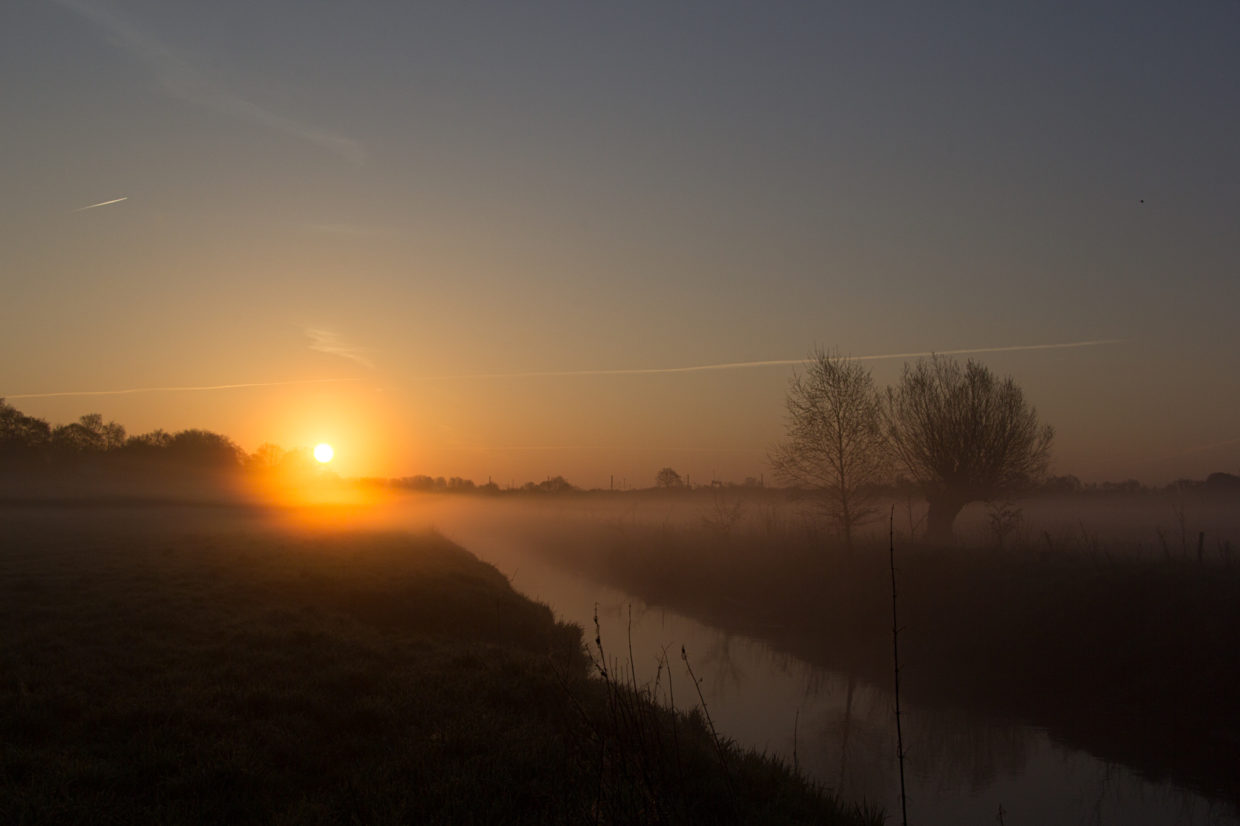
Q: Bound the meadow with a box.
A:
[0,502,879,825]
[464,489,1240,810]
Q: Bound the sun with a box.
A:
[313,443,334,464]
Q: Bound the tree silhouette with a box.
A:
[163,429,243,469]
[770,349,889,552]
[50,413,125,456]
[0,399,51,460]
[245,442,287,473]
[124,430,173,454]
[537,476,574,493]
[654,467,684,489]
[885,356,1053,544]
[0,402,279,494]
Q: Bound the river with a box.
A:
[443,522,1238,826]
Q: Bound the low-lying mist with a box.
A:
[5,478,1237,810]
[346,487,1240,808]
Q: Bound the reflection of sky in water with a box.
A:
[447,524,1238,826]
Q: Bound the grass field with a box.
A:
[0,503,879,825]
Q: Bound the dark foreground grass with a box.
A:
[523,513,1240,809]
[0,505,877,825]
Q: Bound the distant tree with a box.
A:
[92,415,127,451]
[1206,472,1240,491]
[885,356,1053,544]
[124,430,173,454]
[245,442,286,472]
[275,446,318,477]
[1041,474,1083,495]
[654,467,684,489]
[537,476,575,493]
[163,429,243,469]
[0,399,51,459]
[52,422,103,455]
[393,475,430,491]
[770,349,889,552]
[46,413,126,456]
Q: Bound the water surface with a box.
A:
[446,524,1238,826]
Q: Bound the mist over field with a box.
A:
[6,481,1239,822]
[298,486,1240,822]
[6,1,1240,822]
[5,368,1240,820]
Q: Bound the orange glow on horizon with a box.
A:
[225,384,404,479]
[241,462,393,517]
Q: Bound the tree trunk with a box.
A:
[838,486,854,555]
[925,493,966,545]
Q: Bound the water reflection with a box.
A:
[447,526,1237,825]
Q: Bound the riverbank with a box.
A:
[0,505,878,825]
[512,506,1240,810]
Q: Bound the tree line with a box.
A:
[0,399,324,480]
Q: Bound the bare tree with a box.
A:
[51,413,124,454]
[654,467,684,489]
[885,356,1053,544]
[246,442,287,473]
[770,349,889,552]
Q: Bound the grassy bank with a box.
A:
[515,507,1240,808]
[0,505,878,825]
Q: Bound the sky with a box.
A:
[2,1,1238,487]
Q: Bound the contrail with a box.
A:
[3,378,361,400]
[4,340,1122,399]
[413,339,1126,380]
[438,444,766,453]
[73,196,128,212]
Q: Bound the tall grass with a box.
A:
[512,500,1240,808]
[542,598,884,825]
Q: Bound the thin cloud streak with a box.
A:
[413,339,1126,381]
[306,328,376,370]
[437,445,765,453]
[73,196,128,212]
[3,378,361,400]
[49,0,364,165]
